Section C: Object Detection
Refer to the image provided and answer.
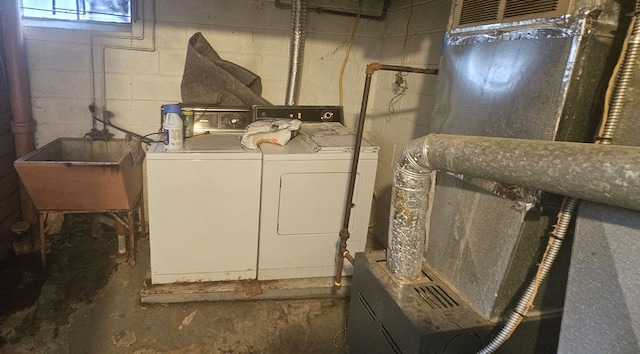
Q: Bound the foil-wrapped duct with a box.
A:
[387,141,432,280]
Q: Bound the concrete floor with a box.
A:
[0,216,359,353]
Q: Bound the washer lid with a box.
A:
[184,133,245,151]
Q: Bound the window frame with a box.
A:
[20,0,137,30]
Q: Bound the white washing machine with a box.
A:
[146,108,261,284]
[257,123,378,280]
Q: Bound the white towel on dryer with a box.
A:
[241,119,301,149]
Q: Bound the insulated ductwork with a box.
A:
[387,134,640,279]
[285,0,307,106]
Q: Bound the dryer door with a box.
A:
[277,172,358,235]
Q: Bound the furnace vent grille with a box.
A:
[413,285,460,309]
[453,0,570,29]
[504,0,559,18]
[459,0,500,25]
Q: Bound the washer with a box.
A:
[257,124,378,280]
[146,132,262,284]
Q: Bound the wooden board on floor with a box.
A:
[140,271,352,304]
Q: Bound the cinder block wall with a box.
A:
[23,0,386,145]
[22,0,452,242]
[364,0,451,245]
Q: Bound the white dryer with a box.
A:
[258,123,378,280]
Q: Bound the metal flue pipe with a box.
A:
[284,0,307,106]
[388,133,640,279]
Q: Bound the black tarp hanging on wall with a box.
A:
[181,32,271,106]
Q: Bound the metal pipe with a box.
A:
[479,196,578,353]
[285,0,307,106]
[334,71,373,288]
[1,0,35,158]
[423,135,640,210]
[388,134,640,279]
[1,0,38,230]
[333,62,439,288]
[599,2,640,144]
[367,62,438,75]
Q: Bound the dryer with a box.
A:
[258,123,378,280]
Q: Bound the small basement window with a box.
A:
[21,0,134,24]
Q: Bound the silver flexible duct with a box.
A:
[477,6,640,351]
[285,0,307,106]
[387,134,640,279]
[387,141,432,279]
[477,196,578,353]
[600,2,640,143]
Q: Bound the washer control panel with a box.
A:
[253,105,343,124]
[177,105,251,132]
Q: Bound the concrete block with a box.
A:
[406,33,445,67]
[154,22,188,50]
[131,74,182,101]
[384,6,412,37]
[265,3,297,31]
[261,79,287,104]
[105,73,133,99]
[106,99,164,129]
[186,26,240,53]
[261,56,291,81]
[156,0,215,25]
[159,50,188,76]
[238,29,289,56]
[304,34,341,61]
[105,49,159,74]
[379,36,407,65]
[31,97,92,125]
[348,37,383,63]
[383,115,424,144]
[410,1,452,34]
[213,0,268,28]
[41,42,91,71]
[30,69,91,99]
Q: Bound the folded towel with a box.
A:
[241,119,302,149]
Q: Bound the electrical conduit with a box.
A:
[478,3,640,350]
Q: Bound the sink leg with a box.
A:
[39,211,46,266]
[127,208,135,266]
[138,191,147,237]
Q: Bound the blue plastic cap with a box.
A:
[163,104,182,114]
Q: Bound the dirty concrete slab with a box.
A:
[0,215,351,353]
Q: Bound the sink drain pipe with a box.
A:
[334,62,438,288]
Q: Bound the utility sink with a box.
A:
[14,138,145,211]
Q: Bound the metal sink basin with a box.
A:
[14,138,145,211]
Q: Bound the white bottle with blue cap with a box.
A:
[163,104,183,151]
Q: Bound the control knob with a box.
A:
[321,110,334,121]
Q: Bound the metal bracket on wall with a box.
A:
[274,0,391,20]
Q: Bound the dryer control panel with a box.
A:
[253,105,343,124]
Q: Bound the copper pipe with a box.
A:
[334,62,438,288]
[1,0,37,228]
[1,0,35,157]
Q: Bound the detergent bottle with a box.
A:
[163,104,183,151]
